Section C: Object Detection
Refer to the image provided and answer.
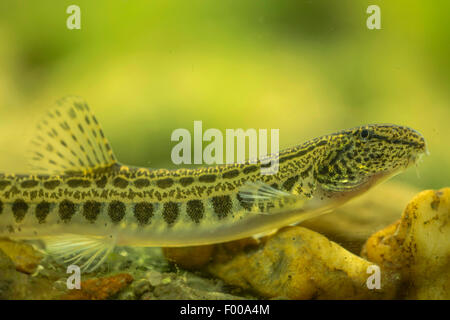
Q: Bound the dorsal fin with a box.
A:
[28,96,118,175]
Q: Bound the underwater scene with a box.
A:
[0,1,448,303]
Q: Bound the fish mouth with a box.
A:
[416,130,429,153]
[418,138,429,156]
[408,133,429,167]
[415,150,428,163]
[405,147,428,171]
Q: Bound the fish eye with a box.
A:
[360,129,370,139]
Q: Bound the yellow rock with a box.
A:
[159,186,450,300]
[166,227,398,299]
[363,188,450,299]
[0,249,63,299]
[162,244,214,270]
[61,273,134,300]
[302,181,418,254]
[0,238,43,274]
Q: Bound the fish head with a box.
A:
[314,124,428,194]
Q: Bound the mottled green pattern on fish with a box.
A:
[0,97,427,270]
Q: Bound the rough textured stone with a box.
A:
[363,187,450,299]
[302,181,419,254]
[200,227,398,299]
[61,273,134,300]
[0,239,43,274]
[163,245,214,270]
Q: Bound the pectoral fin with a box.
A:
[238,181,309,214]
[318,176,369,193]
[44,234,116,272]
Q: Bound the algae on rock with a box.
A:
[363,187,450,299]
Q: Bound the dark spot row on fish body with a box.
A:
[179,177,194,187]
[186,199,204,223]
[83,200,102,223]
[59,199,76,222]
[212,195,232,219]
[0,156,305,199]
[134,178,150,188]
[44,180,61,190]
[67,179,91,188]
[0,180,11,190]
[156,178,174,189]
[133,202,153,226]
[199,174,217,183]
[35,201,51,224]
[163,202,179,225]
[21,180,39,188]
[243,165,258,175]
[12,199,28,223]
[95,176,108,188]
[113,177,129,189]
[222,169,240,179]
[0,173,252,196]
[108,200,126,223]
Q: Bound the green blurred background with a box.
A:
[0,0,448,189]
